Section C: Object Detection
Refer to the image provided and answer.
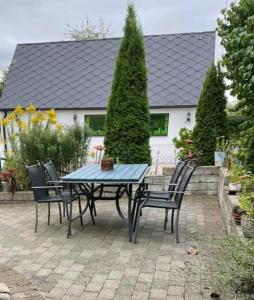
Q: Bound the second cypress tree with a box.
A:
[193,64,228,165]
[104,4,151,164]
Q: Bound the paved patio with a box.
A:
[0,196,225,300]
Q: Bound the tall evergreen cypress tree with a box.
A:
[193,64,228,165]
[104,4,151,164]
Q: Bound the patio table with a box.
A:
[62,164,149,242]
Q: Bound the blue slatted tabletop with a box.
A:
[62,164,149,183]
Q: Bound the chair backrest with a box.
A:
[168,160,186,193]
[26,163,48,201]
[174,165,196,207]
[43,159,60,182]
[42,159,61,195]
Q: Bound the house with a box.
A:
[0,31,215,163]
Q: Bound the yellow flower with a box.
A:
[17,120,27,129]
[50,117,57,124]
[47,109,56,120]
[26,103,37,113]
[7,112,16,121]
[31,111,44,124]
[14,105,25,115]
[55,123,63,130]
[1,118,9,126]
[31,116,40,124]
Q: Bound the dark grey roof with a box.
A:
[1,31,215,110]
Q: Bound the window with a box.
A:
[150,114,169,136]
[85,113,169,137]
[85,115,105,136]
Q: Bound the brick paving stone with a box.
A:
[150,288,167,299]
[108,270,124,280]
[125,268,140,277]
[98,288,116,299]
[49,286,67,298]
[36,268,52,277]
[131,291,149,300]
[54,266,70,275]
[66,283,85,296]
[80,291,98,299]
[168,285,185,296]
[91,273,108,282]
[0,196,226,299]
[103,279,120,289]
[86,281,104,292]
[138,273,153,283]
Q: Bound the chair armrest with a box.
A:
[32,186,64,189]
[143,190,171,196]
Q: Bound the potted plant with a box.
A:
[214,136,230,167]
[101,157,114,171]
[0,168,16,193]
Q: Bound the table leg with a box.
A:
[128,183,133,242]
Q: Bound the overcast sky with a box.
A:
[0,0,229,71]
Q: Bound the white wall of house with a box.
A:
[0,107,196,164]
[56,107,196,164]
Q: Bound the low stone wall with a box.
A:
[145,166,219,195]
[0,191,33,203]
[217,167,243,236]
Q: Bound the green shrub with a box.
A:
[104,4,151,164]
[193,64,228,165]
[2,105,91,190]
[207,236,254,298]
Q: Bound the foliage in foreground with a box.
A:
[207,236,254,299]
[2,104,91,189]
[193,64,228,165]
[217,0,254,172]
[104,4,151,164]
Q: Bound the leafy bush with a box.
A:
[207,236,254,298]
[2,104,91,190]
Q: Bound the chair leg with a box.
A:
[133,206,143,243]
[63,203,66,218]
[133,201,140,233]
[34,203,38,233]
[175,209,180,243]
[78,197,84,226]
[65,201,71,238]
[164,209,169,230]
[58,202,62,224]
[171,209,175,234]
[47,203,50,225]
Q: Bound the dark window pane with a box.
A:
[150,114,169,136]
[85,115,105,136]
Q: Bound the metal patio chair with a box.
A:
[133,164,196,243]
[134,160,187,231]
[42,159,95,229]
[43,159,127,222]
[27,163,92,237]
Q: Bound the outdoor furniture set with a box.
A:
[26,160,195,243]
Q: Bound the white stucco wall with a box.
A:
[56,107,196,164]
[0,107,196,164]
